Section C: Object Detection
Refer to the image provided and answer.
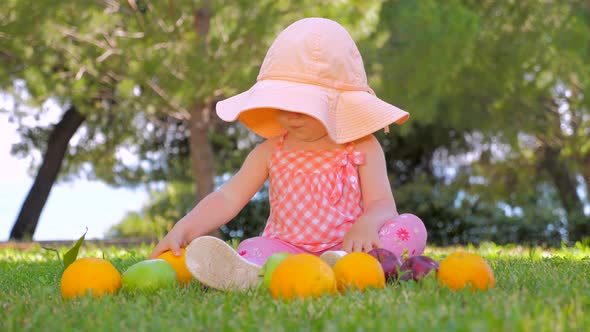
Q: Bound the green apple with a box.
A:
[122,259,178,293]
[260,252,292,288]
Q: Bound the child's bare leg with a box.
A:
[237,236,307,266]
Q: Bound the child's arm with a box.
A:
[342,135,398,252]
[149,139,274,258]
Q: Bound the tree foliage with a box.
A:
[2,0,589,244]
[371,0,590,244]
[1,0,384,239]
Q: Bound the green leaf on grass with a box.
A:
[63,227,88,270]
[41,246,64,268]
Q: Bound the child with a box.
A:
[149,17,427,290]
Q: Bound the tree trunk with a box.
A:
[540,145,589,241]
[9,106,86,240]
[186,2,221,238]
[573,153,590,241]
[188,102,220,238]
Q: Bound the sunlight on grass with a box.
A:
[1,242,588,331]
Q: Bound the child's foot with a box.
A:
[319,250,348,267]
[185,236,261,291]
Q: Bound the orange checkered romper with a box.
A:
[237,134,427,266]
[261,133,365,252]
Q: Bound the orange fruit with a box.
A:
[332,252,385,293]
[437,252,495,291]
[157,249,192,285]
[269,253,336,300]
[60,257,121,299]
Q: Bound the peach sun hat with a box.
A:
[216,17,409,144]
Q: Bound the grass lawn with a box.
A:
[1,242,589,332]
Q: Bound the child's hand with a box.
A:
[342,222,382,252]
[149,231,186,258]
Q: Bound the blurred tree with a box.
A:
[372,0,590,243]
[1,0,384,240]
[1,1,138,239]
[112,0,590,244]
[5,0,586,245]
[104,0,386,240]
[1,0,273,239]
[456,0,590,241]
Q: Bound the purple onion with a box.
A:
[400,255,440,281]
[367,248,403,282]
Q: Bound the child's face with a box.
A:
[276,110,328,142]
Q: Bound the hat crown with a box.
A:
[257,18,369,91]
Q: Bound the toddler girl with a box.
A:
[150,17,427,290]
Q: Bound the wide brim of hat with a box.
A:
[216,80,409,144]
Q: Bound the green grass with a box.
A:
[1,242,589,332]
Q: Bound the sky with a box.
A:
[0,103,148,241]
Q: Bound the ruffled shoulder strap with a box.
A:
[274,132,287,151]
[344,141,364,165]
